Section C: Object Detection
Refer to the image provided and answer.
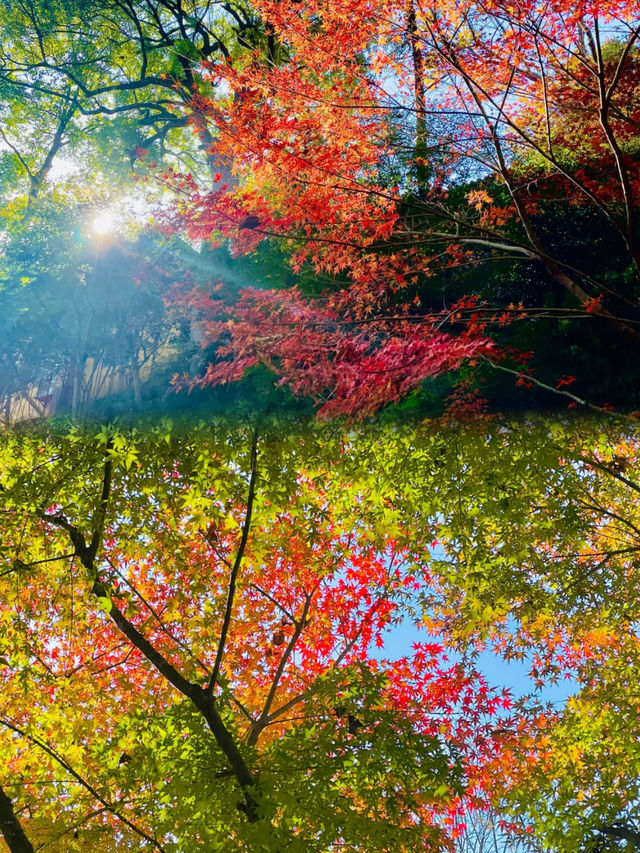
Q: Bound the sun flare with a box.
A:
[92,210,116,235]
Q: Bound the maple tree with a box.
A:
[0,419,515,852]
[1,1,640,413]
[1,413,640,850]
[3,5,640,849]
[395,416,640,851]
[166,0,640,415]
[0,1,282,420]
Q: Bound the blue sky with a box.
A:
[378,615,577,707]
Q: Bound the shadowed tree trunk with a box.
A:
[0,785,35,853]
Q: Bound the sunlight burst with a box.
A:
[92,211,116,235]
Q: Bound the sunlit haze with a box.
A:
[92,210,116,234]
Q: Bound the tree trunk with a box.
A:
[0,785,35,853]
[407,0,429,198]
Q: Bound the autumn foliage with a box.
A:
[0,423,516,852]
[2,414,640,850]
[164,0,640,414]
[3,2,640,853]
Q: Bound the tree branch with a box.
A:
[207,430,259,695]
[248,593,313,746]
[89,440,113,559]
[0,720,165,852]
[39,506,260,821]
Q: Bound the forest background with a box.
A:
[0,1,640,852]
